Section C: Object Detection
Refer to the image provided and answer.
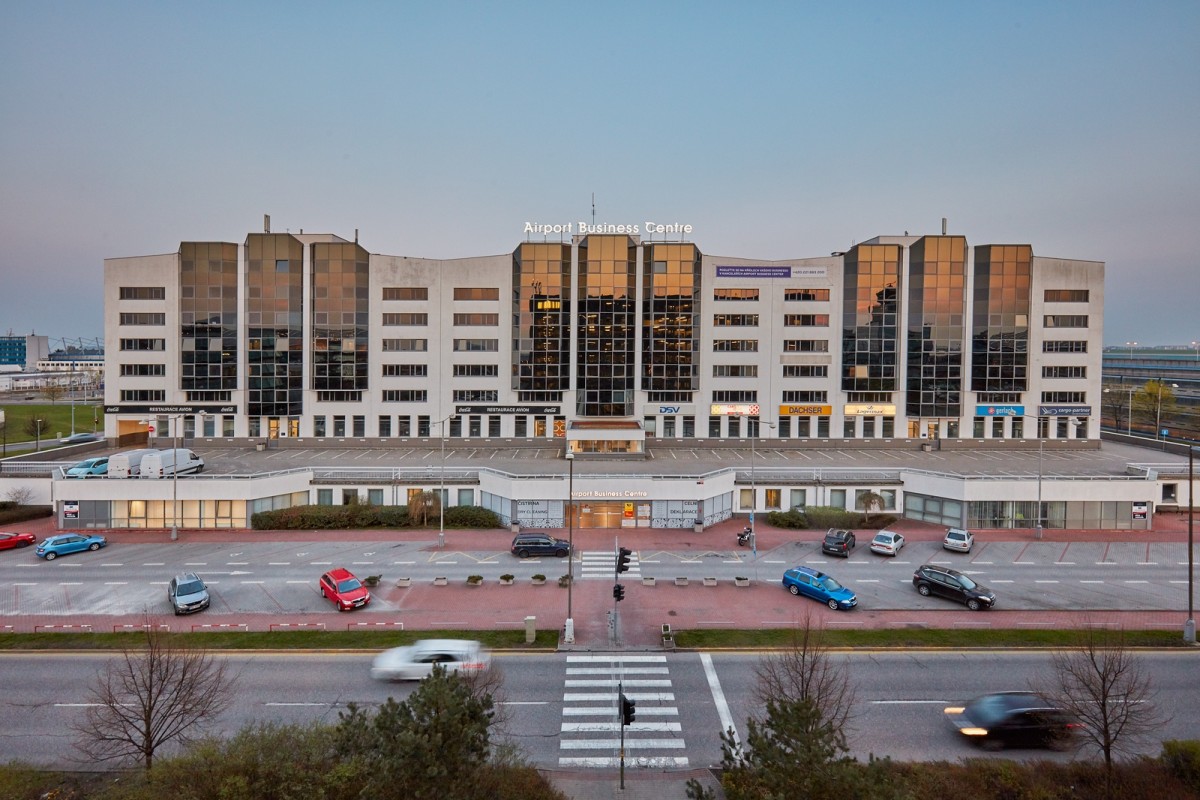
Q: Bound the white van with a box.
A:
[140,448,205,479]
[107,448,160,479]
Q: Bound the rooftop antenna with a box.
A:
[942,217,947,235]
[264,214,271,233]
[592,193,596,226]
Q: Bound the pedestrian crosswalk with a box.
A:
[578,550,641,580]
[558,654,688,768]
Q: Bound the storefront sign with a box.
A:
[711,403,760,416]
[1039,405,1092,417]
[573,490,650,498]
[644,404,695,415]
[976,405,1025,417]
[844,404,897,416]
[105,405,236,414]
[524,221,693,236]
[63,501,79,520]
[1132,502,1148,520]
[715,265,828,279]
[778,404,832,416]
[455,405,560,415]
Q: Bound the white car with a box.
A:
[370,639,490,681]
[943,527,974,553]
[870,530,905,556]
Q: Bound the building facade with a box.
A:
[103,226,1104,447]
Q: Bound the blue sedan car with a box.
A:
[35,534,107,561]
[782,566,858,610]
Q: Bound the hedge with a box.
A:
[251,504,501,531]
[0,504,53,525]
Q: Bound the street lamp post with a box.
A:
[170,413,184,542]
[35,418,43,452]
[564,451,575,644]
[1035,417,1044,541]
[435,414,456,549]
[1126,386,1134,435]
[1186,446,1196,644]
[748,417,776,553]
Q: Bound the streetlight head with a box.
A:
[565,452,574,460]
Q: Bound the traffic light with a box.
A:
[620,691,637,726]
[616,546,632,574]
[612,583,625,602]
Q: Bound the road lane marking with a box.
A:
[701,652,739,751]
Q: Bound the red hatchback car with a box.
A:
[0,531,37,551]
[319,567,371,611]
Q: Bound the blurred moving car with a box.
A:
[167,572,211,615]
[511,531,571,558]
[64,456,109,478]
[59,432,102,444]
[0,531,37,551]
[370,639,490,681]
[782,565,858,610]
[869,530,905,556]
[319,567,371,611]
[945,691,1079,750]
[821,528,856,557]
[35,533,107,560]
[912,563,996,610]
[943,527,975,553]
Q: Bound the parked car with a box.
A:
[782,565,858,610]
[370,639,490,681]
[912,563,997,610]
[945,691,1080,750]
[821,528,856,557]
[0,531,37,551]
[64,456,109,478]
[167,572,211,615]
[943,527,975,553]
[319,567,371,611]
[869,530,905,556]
[35,533,107,560]
[59,432,102,444]
[511,531,571,558]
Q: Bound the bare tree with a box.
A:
[1042,626,1167,779]
[5,485,34,505]
[41,383,66,403]
[72,621,236,769]
[753,608,857,740]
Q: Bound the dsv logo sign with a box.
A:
[658,406,680,414]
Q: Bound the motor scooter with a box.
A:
[737,526,752,546]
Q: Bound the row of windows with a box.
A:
[713,365,758,377]
[783,314,829,327]
[119,312,166,325]
[453,390,499,402]
[120,389,165,401]
[453,313,499,326]
[382,389,428,402]
[120,339,165,351]
[119,286,165,300]
[454,364,499,377]
[1044,315,1088,327]
[1043,340,1087,353]
[120,363,165,376]
[782,365,830,378]
[382,313,428,326]
[713,314,759,326]
[382,364,428,377]
[1043,366,1087,378]
[1044,289,1089,302]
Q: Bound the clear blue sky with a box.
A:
[2,1,1197,346]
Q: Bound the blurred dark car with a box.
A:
[945,691,1080,750]
[60,432,102,444]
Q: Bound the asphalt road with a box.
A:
[1,650,1196,770]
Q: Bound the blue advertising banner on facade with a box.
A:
[976,405,1024,417]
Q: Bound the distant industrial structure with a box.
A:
[0,333,103,393]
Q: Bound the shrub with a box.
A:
[802,506,864,530]
[0,504,53,525]
[251,504,411,530]
[445,505,503,528]
[765,508,807,529]
[1163,740,1200,792]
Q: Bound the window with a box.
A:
[317,489,333,505]
[382,339,427,352]
[453,364,499,377]
[1044,315,1088,328]
[120,363,165,376]
[713,339,758,352]
[782,340,829,352]
[781,390,827,402]
[453,339,499,352]
[713,314,759,327]
[782,365,828,378]
[454,287,499,301]
[453,390,499,402]
[1044,289,1089,302]
[1043,340,1087,353]
[382,390,428,402]
[368,489,384,505]
[119,286,166,300]
[120,389,165,401]
[378,416,391,437]
[382,287,428,300]
[382,313,428,326]
[712,390,758,402]
[1043,366,1086,378]
[1041,391,1087,403]
[382,364,428,377]
[713,288,759,301]
[783,314,829,327]
[313,416,326,436]
[316,391,362,402]
[120,338,165,351]
[784,288,830,301]
[713,365,758,377]
[452,313,499,326]
[119,313,165,325]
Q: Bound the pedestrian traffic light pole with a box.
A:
[618,681,637,790]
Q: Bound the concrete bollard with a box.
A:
[524,615,536,644]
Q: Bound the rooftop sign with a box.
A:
[524,221,693,236]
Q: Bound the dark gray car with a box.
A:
[168,572,211,615]
[511,532,571,558]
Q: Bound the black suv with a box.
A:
[821,528,856,557]
[511,532,571,558]
[912,564,996,610]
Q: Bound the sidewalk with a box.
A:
[7,515,1193,643]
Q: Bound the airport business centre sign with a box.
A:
[525,221,693,236]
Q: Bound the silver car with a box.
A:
[370,639,490,681]
[167,572,211,615]
[869,530,905,556]
[943,527,975,553]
